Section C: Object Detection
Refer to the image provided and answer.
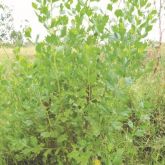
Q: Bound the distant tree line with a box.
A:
[0,1,25,47]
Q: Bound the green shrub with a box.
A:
[1,0,162,164]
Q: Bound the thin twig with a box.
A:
[1,46,10,59]
[154,0,162,74]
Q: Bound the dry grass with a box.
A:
[161,43,165,56]
[0,46,35,61]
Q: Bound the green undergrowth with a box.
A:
[0,52,164,165]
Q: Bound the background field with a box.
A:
[1,43,165,59]
[0,45,35,61]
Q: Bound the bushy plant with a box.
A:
[0,0,161,164]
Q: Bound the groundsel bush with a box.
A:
[0,0,158,164]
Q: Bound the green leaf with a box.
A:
[146,25,152,32]
[43,149,52,160]
[40,6,48,15]
[134,129,145,137]
[140,0,147,7]
[32,2,38,9]
[150,10,157,15]
[128,120,134,128]
[113,149,124,165]
[107,4,113,11]
[60,15,68,25]
[68,150,79,159]
[111,0,118,3]
[115,9,123,17]
[24,27,32,38]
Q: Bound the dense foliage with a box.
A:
[0,0,164,164]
